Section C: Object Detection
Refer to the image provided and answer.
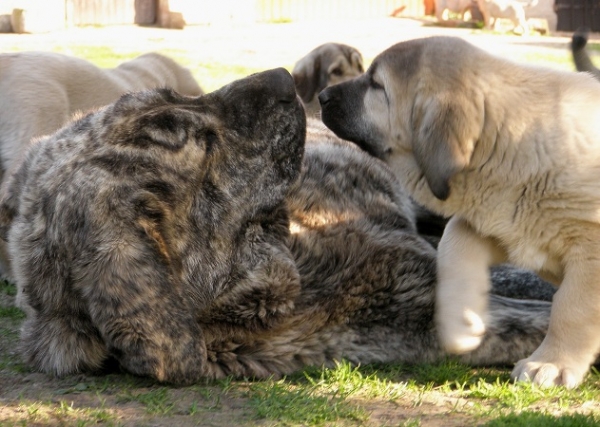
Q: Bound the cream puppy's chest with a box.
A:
[505,242,563,282]
[466,206,566,282]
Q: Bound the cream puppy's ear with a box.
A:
[411,91,481,200]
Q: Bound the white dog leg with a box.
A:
[436,216,506,354]
[512,248,600,388]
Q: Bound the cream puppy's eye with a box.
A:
[370,75,384,90]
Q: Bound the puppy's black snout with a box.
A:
[318,88,331,106]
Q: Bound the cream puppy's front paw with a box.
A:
[434,216,501,355]
[511,358,587,389]
[436,307,486,354]
[511,341,591,389]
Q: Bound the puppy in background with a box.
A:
[292,43,363,117]
[476,0,529,34]
[0,51,202,177]
[0,51,203,281]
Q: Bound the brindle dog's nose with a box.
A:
[261,68,297,103]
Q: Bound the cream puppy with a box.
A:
[320,36,600,388]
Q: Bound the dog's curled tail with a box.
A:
[571,27,600,81]
[572,27,590,51]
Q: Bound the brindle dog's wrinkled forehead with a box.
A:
[208,68,304,132]
[95,68,306,180]
[107,67,305,145]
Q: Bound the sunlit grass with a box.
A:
[117,387,175,415]
[231,360,600,426]
[4,399,122,427]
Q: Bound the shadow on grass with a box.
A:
[484,411,600,427]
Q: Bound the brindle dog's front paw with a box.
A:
[201,256,300,330]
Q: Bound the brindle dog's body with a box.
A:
[0,69,554,383]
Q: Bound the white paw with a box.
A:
[511,358,587,389]
[437,308,486,354]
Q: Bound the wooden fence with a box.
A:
[554,0,600,31]
[1,0,422,29]
[66,0,136,26]
[255,0,418,22]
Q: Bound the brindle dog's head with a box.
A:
[0,68,306,383]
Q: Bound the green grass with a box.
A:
[3,399,122,427]
[247,378,368,425]
[234,360,600,425]
[0,280,17,296]
[484,411,600,426]
[117,387,175,415]
[585,41,600,53]
[0,305,26,320]
[48,45,268,93]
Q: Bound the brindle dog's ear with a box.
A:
[292,54,321,104]
[411,94,478,201]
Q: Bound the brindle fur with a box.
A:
[0,69,554,383]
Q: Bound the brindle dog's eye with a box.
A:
[205,130,218,153]
[331,67,343,76]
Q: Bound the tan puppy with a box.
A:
[0,51,202,176]
[292,43,363,117]
[320,36,600,388]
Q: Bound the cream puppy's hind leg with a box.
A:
[436,217,507,354]
[512,246,600,388]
